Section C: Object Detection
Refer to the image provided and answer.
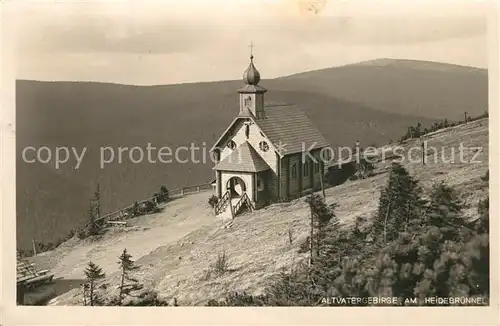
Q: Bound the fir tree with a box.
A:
[422,183,468,241]
[117,248,141,305]
[93,184,101,221]
[82,184,102,237]
[415,122,422,137]
[87,200,99,236]
[305,194,339,260]
[374,162,425,243]
[84,261,106,306]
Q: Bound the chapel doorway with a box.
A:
[226,177,246,198]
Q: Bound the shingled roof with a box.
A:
[211,104,329,157]
[255,104,329,155]
[214,141,271,172]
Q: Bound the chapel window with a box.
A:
[259,141,269,152]
[291,164,297,179]
[227,140,236,150]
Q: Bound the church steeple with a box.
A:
[238,43,267,120]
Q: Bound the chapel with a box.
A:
[210,51,329,218]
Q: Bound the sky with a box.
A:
[4,0,491,85]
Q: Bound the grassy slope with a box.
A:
[37,118,488,306]
[16,59,487,250]
[277,59,488,119]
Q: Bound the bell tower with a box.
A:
[238,43,267,119]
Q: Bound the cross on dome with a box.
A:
[248,42,255,59]
[243,42,261,85]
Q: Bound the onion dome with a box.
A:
[243,55,261,85]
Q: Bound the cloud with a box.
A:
[10,0,488,84]
[14,1,487,56]
[328,16,487,45]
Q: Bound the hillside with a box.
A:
[28,118,488,306]
[278,58,488,119]
[16,58,488,249]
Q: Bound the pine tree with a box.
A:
[94,184,101,221]
[475,197,489,234]
[422,183,467,241]
[82,184,102,237]
[117,248,141,305]
[87,200,99,236]
[84,261,106,306]
[374,162,425,243]
[305,194,339,261]
[82,283,89,306]
[159,185,169,202]
[415,122,422,137]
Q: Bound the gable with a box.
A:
[210,115,278,157]
[212,115,279,173]
[210,117,248,153]
[211,105,329,159]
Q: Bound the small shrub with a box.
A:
[76,228,90,240]
[213,251,230,276]
[138,201,158,215]
[208,195,218,208]
[160,185,169,196]
[127,202,140,217]
[354,158,375,180]
[67,228,76,239]
[324,162,357,187]
[17,248,34,258]
[107,289,169,306]
[206,299,221,306]
[201,268,213,281]
[287,227,293,245]
[207,292,269,306]
[155,186,170,203]
[297,236,310,254]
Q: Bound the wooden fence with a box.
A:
[96,182,213,223]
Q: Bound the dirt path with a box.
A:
[48,192,218,279]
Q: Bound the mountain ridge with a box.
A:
[17,58,487,86]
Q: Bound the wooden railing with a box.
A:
[214,191,231,215]
[233,192,254,216]
[97,182,213,223]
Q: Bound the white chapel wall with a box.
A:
[219,120,278,174]
[220,171,254,201]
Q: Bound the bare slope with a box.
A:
[38,118,488,306]
[278,59,488,119]
[16,59,487,249]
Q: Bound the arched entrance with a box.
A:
[226,176,246,198]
